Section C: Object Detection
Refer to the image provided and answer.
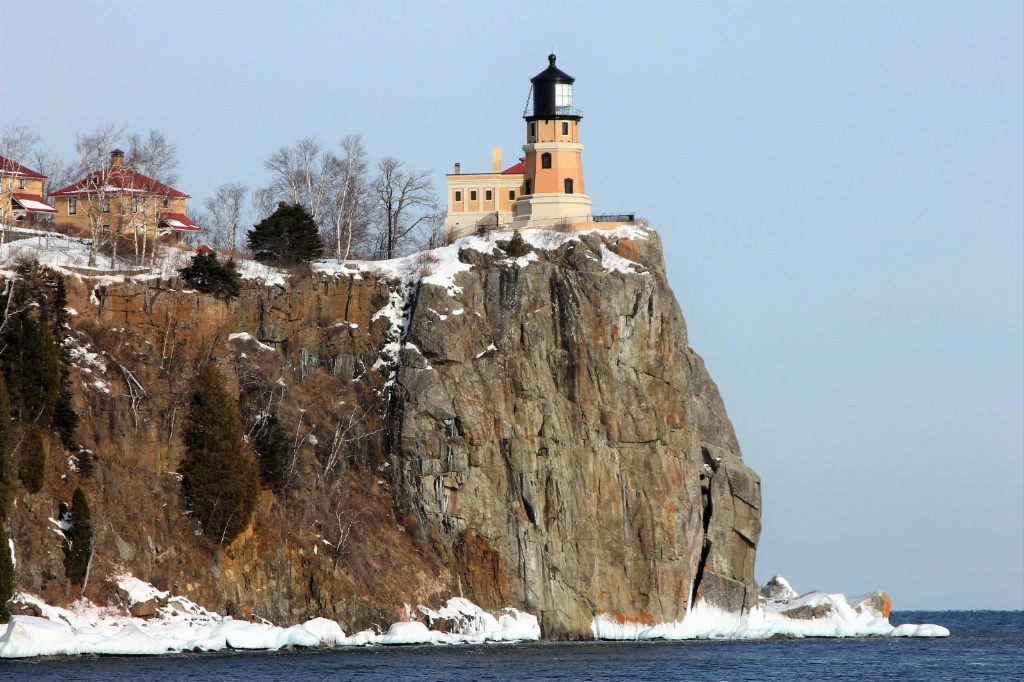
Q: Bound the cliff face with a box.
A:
[390,230,760,637]
[9,227,759,638]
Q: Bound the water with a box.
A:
[2,611,1020,681]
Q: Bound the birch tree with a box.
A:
[203,183,248,252]
[330,134,371,261]
[262,138,340,228]
[73,123,128,267]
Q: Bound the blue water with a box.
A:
[1,611,1020,681]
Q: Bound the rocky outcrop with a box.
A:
[389,230,761,637]
[8,227,759,639]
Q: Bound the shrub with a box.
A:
[247,202,324,266]
[18,424,46,494]
[181,364,258,544]
[62,487,93,586]
[178,251,242,302]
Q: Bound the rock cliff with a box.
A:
[7,226,760,639]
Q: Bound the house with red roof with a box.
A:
[51,149,199,247]
[0,155,57,228]
[444,147,525,240]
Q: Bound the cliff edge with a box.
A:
[6,226,759,639]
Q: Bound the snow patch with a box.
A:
[228,332,275,352]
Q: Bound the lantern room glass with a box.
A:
[555,83,572,112]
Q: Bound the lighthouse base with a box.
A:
[511,193,593,230]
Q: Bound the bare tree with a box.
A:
[126,130,179,187]
[371,156,437,260]
[72,123,128,267]
[262,137,340,228]
[330,134,372,261]
[0,122,41,164]
[204,183,248,253]
[126,130,180,265]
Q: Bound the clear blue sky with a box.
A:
[2,1,1021,610]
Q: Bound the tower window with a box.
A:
[530,122,536,138]
[509,190,515,200]
[470,190,477,201]
[562,122,569,136]
[525,180,532,195]
[485,190,492,201]
[564,178,574,194]
[455,191,462,202]
[541,153,552,169]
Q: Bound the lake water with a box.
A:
[2,611,1020,681]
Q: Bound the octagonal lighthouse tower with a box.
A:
[511,54,593,229]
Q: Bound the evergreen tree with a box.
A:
[181,365,258,544]
[47,273,79,451]
[62,487,93,586]
[1,281,61,427]
[18,424,46,494]
[247,202,324,266]
[0,524,13,623]
[0,374,13,520]
[178,251,242,302]
[253,415,290,493]
[507,230,530,258]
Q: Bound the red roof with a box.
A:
[159,212,201,231]
[52,166,190,199]
[0,155,46,179]
[501,159,525,175]
[12,193,56,213]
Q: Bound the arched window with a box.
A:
[541,153,552,169]
[564,178,574,194]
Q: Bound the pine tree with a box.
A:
[48,273,79,451]
[18,424,46,494]
[181,364,258,544]
[0,374,14,521]
[247,202,324,266]
[178,251,242,302]
[62,487,93,586]
[0,524,14,623]
[1,283,61,427]
[507,230,530,258]
[253,415,290,493]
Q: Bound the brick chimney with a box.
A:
[454,162,461,175]
[491,147,502,173]
[110,149,125,167]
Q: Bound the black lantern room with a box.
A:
[526,54,580,121]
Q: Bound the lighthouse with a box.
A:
[511,54,593,229]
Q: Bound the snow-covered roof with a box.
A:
[12,194,56,213]
[158,212,200,231]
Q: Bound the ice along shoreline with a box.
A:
[0,573,947,658]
